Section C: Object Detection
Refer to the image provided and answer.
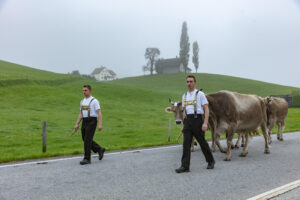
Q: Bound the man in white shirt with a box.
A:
[74,85,105,165]
[175,75,215,173]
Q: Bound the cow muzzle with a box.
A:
[175,120,182,125]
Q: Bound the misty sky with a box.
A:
[0,0,300,87]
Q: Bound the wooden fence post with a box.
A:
[168,119,171,142]
[42,121,47,152]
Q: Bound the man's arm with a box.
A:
[74,113,82,130]
[97,109,102,131]
[202,104,209,131]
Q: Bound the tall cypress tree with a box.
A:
[192,41,199,73]
[179,21,190,74]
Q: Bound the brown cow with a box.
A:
[265,97,288,143]
[207,91,270,161]
[165,100,197,152]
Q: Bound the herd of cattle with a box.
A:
[166,90,289,161]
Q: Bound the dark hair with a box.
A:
[83,85,92,91]
[186,75,196,82]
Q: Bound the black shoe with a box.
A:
[80,159,91,165]
[207,160,215,169]
[98,148,105,160]
[175,166,190,173]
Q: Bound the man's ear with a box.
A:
[165,107,173,113]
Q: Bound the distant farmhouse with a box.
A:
[91,66,117,81]
[155,58,192,74]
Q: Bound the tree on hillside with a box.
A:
[142,65,150,76]
[192,41,199,73]
[71,70,80,76]
[179,21,190,74]
[144,48,160,75]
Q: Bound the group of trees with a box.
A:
[70,70,96,80]
[143,21,199,75]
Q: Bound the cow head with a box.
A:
[165,98,184,124]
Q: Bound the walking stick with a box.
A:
[70,121,81,136]
[70,129,78,136]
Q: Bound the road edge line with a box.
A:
[247,179,300,200]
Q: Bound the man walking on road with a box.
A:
[74,85,105,165]
[175,75,215,173]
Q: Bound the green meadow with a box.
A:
[0,60,299,163]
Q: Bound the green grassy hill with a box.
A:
[0,60,299,163]
[0,60,71,80]
[109,73,300,97]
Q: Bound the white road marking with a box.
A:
[0,145,181,169]
[247,179,300,200]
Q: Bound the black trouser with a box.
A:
[81,117,103,160]
[181,114,214,169]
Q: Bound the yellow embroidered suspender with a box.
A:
[184,90,200,118]
[81,98,95,118]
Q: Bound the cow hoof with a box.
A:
[234,145,240,149]
[278,138,283,141]
[231,146,235,149]
[211,148,215,152]
[239,153,248,157]
[264,150,270,154]
[241,144,244,147]
[224,158,231,161]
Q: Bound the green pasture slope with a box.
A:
[109,73,300,97]
[0,60,299,163]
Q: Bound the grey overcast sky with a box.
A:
[0,0,300,87]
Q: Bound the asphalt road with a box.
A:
[0,132,300,200]
[271,187,300,200]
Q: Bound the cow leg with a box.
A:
[281,121,285,140]
[191,137,195,152]
[211,130,216,152]
[240,133,249,157]
[261,124,270,154]
[235,133,241,148]
[277,121,284,141]
[215,134,227,153]
[241,134,245,147]
[268,122,275,144]
[224,133,233,161]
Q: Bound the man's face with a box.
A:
[82,87,91,97]
[186,77,196,90]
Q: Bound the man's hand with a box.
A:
[98,125,102,131]
[74,124,79,131]
[202,123,208,131]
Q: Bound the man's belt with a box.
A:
[186,114,203,118]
